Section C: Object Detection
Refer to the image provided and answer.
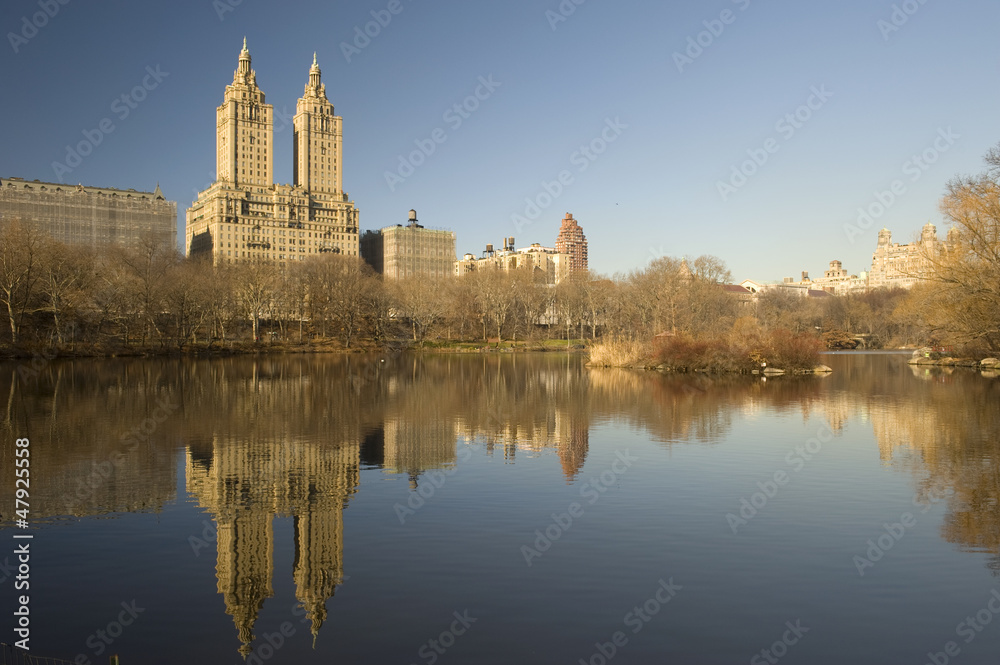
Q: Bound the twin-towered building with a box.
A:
[185,41,360,265]
[185,42,591,280]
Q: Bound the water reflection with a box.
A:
[0,352,997,655]
[0,363,179,519]
[828,354,1000,573]
[186,435,358,653]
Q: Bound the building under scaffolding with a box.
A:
[0,177,176,251]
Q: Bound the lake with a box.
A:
[1,351,998,664]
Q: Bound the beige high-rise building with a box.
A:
[186,41,360,266]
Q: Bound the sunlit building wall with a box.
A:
[0,177,176,250]
[186,43,360,266]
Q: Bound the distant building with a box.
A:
[360,209,456,279]
[555,212,588,272]
[868,223,949,289]
[739,279,835,299]
[455,238,570,285]
[740,224,952,299]
[185,42,360,266]
[0,177,176,251]
[721,284,755,306]
[805,260,870,295]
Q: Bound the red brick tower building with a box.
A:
[555,213,588,273]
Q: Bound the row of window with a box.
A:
[222,249,358,259]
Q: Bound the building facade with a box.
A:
[455,238,570,285]
[186,42,360,266]
[360,210,456,279]
[868,223,948,289]
[554,212,588,272]
[0,177,176,250]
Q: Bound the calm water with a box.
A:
[1,352,998,664]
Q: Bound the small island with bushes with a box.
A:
[587,324,832,375]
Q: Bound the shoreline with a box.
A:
[0,340,592,361]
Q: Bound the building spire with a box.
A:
[307,52,323,94]
[236,37,252,82]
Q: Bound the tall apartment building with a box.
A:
[360,210,456,279]
[0,177,176,251]
[554,212,588,272]
[186,42,360,266]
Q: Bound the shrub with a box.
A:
[651,328,821,372]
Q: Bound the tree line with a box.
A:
[1,133,997,356]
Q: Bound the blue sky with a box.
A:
[2,0,999,282]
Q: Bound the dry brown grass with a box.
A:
[587,337,651,368]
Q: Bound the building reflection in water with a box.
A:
[185,435,359,655]
[1,351,997,655]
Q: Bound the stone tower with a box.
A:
[293,53,343,195]
[216,38,274,188]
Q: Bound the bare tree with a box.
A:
[37,239,96,345]
[111,233,179,345]
[162,259,214,347]
[233,260,278,342]
[0,219,46,345]
[919,145,1000,350]
[392,275,451,344]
